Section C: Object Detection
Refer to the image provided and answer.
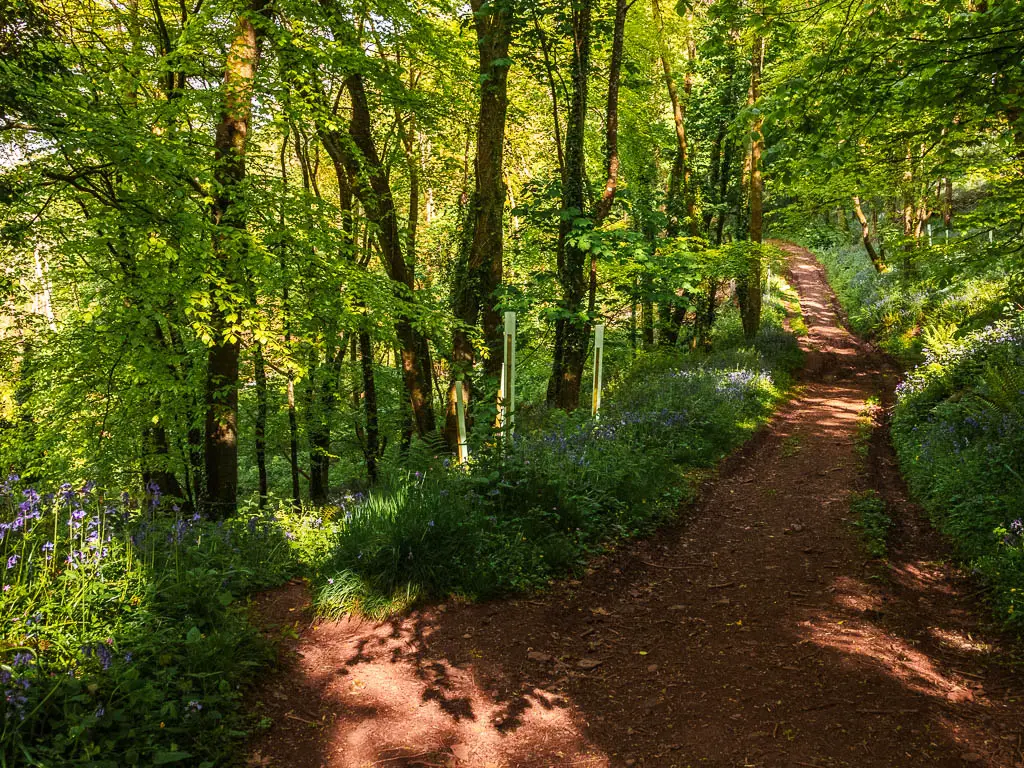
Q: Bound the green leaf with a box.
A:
[153,752,194,764]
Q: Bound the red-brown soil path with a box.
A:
[248,244,1024,768]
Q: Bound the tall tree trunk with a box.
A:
[737,32,764,342]
[716,128,733,246]
[943,177,953,229]
[532,6,565,180]
[254,341,268,508]
[205,0,265,517]
[397,103,421,266]
[445,0,512,450]
[588,0,629,318]
[341,74,437,438]
[852,196,883,271]
[642,296,655,347]
[286,372,300,511]
[549,0,592,411]
[705,122,726,235]
[652,0,697,238]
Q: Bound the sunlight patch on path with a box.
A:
[285,616,608,768]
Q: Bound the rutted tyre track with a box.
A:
[248,243,1024,768]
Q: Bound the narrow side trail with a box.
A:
[249,244,1024,768]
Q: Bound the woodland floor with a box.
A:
[246,243,1024,768]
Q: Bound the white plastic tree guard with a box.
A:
[591,323,605,417]
[455,379,469,465]
[498,311,516,440]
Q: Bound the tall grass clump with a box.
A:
[0,480,297,766]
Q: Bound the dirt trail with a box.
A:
[249,244,1024,768]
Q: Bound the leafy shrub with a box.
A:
[808,238,1012,365]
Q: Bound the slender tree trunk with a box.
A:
[205,0,265,517]
[359,329,380,482]
[653,0,696,238]
[532,6,565,179]
[549,0,592,411]
[588,0,629,318]
[716,128,733,246]
[630,278,638,356]
[705,123,725,234]
[737,33,764,342]
[342,74,437,438]
[901,145,916,246]
[286,374,300,510]
[308,339,336,506]
[254,341,268,508]
[308,55,436,440]
[943,177,953,229]
[700,280,718,348]
[642,296,655,347]
[852,196,883,271]
[445,0,513,449]
[397,105,421,265]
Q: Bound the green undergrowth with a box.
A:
[797,227,1012,366]
[796,224,1024,629]
[892,320,1024,627]
[0,489,296,766]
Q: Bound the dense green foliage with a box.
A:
[805,230,1015,365]
[893,320,1024,627]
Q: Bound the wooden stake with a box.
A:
[455,380,469,465]
[591,323,605,417]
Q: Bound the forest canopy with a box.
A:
[1,0,1020,511]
